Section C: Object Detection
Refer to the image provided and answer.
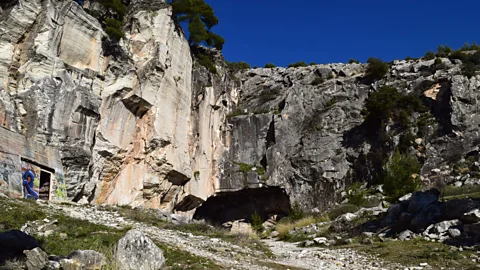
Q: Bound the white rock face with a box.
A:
[0,0,212,211]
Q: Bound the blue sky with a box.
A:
[204,0,479,67]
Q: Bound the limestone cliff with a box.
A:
[2,0,480,223]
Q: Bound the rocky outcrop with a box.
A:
[3,0,480,223]
[0,0,197,211]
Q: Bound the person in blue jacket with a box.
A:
[74,0,84,6]
[22,170,38,200]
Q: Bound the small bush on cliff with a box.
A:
[349,58,360,64]
[383,151,422,202]
[346,182,367,206]
[196,52,217,74]
[365,57,389,82]
[424,51,436,60]
[105,18,124,40]
[288,61,308,68]
[436,45,452,57]
[264,63,276,68]
[462,62,476,78]
[99,0,127,41]
[226,61,250,73]
[363,86,426,132]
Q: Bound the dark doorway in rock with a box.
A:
[193,187,291,225]
[39,171,51,200]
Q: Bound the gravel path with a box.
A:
[38,201,402,270]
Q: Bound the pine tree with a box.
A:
[170,0,224,50]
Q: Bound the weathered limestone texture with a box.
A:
[3,0,480,220]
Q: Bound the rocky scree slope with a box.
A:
[2,0,480,225]
[200,56,480,222]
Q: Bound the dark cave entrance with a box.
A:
[192,187,291,225]
[39,170,51,200]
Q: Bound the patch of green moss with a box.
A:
[154,241,221,269]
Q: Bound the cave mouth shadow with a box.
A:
[192,187,291,225]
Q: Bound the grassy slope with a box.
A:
[0,198,221,269]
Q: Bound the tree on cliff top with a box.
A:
[170,0,225,50]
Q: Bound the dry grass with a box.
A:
[276,216,316,239]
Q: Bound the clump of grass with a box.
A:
[114,206,165,226]
[327,204,360,220]
[226,108,247,119]
[442,185,480,200]
[154,241,222,269]
[0,199,47,230]
[337,238,477,269]
[38,214,129,257]
[275,216,316,239]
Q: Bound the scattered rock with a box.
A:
[269,231,279,238]
[399,230,413,241]
[313,237,328,246]
[463,209,480,223]
[361,238,373,245]
[337,212,358,222]
[398,193,412,203]
[434,219,461,234]
[0,230,40,255]
[115,230,165,270]
[24,247,48,270]
[230,220,254,235]
[67,250,106,269]
[448,228,461,238]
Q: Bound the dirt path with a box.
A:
[41,201,399,270]
[264,239,394,270]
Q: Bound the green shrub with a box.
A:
[98,0,127,40]
[251,212,264,233]
[288,201,306,222]
[449,50,470,62]
[105,18,124,40]
[462,62,476,78]
[436,45,452,57]
[309,62,317,66]
[398,131,416,154]
[264,63,276,68]
[365,57,389,81]
[346,182,367,206]
[288,61,308,68]
[363,86,426,132]
[349,58,360,64]
[327,73,334,80]
[328,204,360,220]
[405,56,414,61]
[383,151,422,202]
[197,53,217,74]
[434,58,443,65]
[424,51,436,60]
[311,77,324,85]
[226,61,250,72]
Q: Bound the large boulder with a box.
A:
[24,247,48,270]
[407,189,440,215]
[442,199,480,221]
[409,203,443,233]
[115,230,165,270]
[0,230,40,263]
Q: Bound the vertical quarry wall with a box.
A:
[2,0,480,223]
